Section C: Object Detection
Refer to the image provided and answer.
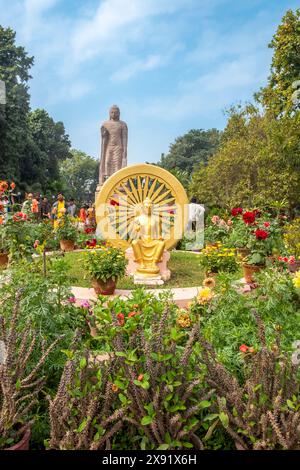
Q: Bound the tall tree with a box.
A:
[22,109,71,191]
[157,128,221,174]
[59,149,98,203]
[256,9,300,116]
[0,25,34,180]
[190,106,300,210]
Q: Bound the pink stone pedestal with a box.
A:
[125,247,171,282]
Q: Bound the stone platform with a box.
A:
[125,247,171,282]
[71,285,202,309]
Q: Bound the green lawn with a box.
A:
[64,250,205,289]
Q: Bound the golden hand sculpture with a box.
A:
[131,197,165,277]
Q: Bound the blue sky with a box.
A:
[1,0,299,164]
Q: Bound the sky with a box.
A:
[0,0,299,164]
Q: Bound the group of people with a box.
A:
[19,193,96,228]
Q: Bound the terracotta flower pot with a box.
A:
[288,260,300,273]
[92,277,117,295]
[0,252,9,268]
[60,239,75,252]
[6,427,31,450]
[243,264,264,283]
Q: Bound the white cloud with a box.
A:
[22,0,60,39]
[69,0,195,62]
[142,49,270,121]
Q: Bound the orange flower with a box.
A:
[0,181,8,192]
[10,182,16,190]
[111,384,119,393]
[128,311,139,318]
[137,374,144,381]
[0,216,3,225]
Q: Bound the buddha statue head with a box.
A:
[142,197,153,215]
[109,105,120,121]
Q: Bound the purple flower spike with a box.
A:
[80,300,91,309]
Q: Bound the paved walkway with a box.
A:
[71,285,202,308]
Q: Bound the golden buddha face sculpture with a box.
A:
[131,197,165,277]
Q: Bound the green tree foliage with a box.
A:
[0,26,33,180]
[190,106,300,210]
[22,109,71,192]
[256,9,300,116]
[59,149,98,203]
[157,128,221,174]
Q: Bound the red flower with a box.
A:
[110,199,120,207]
[263,222,270,228]
[253,209,261,217]
[254,229,268,240]
[231,207,243,217]
[86,238,97,247]
[243,211,256,224]
[117,313,125,326]
[13,212,27,222]
[128,311,139,318]
[239,344,249,353]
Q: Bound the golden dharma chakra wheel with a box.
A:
[95,164,189,250]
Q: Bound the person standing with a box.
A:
[40,197,51,219]
[52,194,66,229]
[67,199,77,217]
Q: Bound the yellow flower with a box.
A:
[203,277,216,289]
[176,310,191,328]
[293,272,300,289]
[197,287,214,305]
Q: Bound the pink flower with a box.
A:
[68,296,76,303]
[33,240,40,249]
[80,300,91,309]
[211,215,220,225]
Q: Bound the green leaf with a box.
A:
[157,444,169,450]
[219,412,229,428]
[77,418,88,433]
[79,357,87,369]
[16,378,21,390]
[182,442,194,448]
[141,416,153,426]
[199,400,211,409]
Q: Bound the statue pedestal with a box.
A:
[133,274,164,286]
[125,247,171,284]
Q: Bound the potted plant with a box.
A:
[56,215,78,251]
[84,245,127,295]
[242,216,283,283]
[198,243,238,277]
[0,292,60,450]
